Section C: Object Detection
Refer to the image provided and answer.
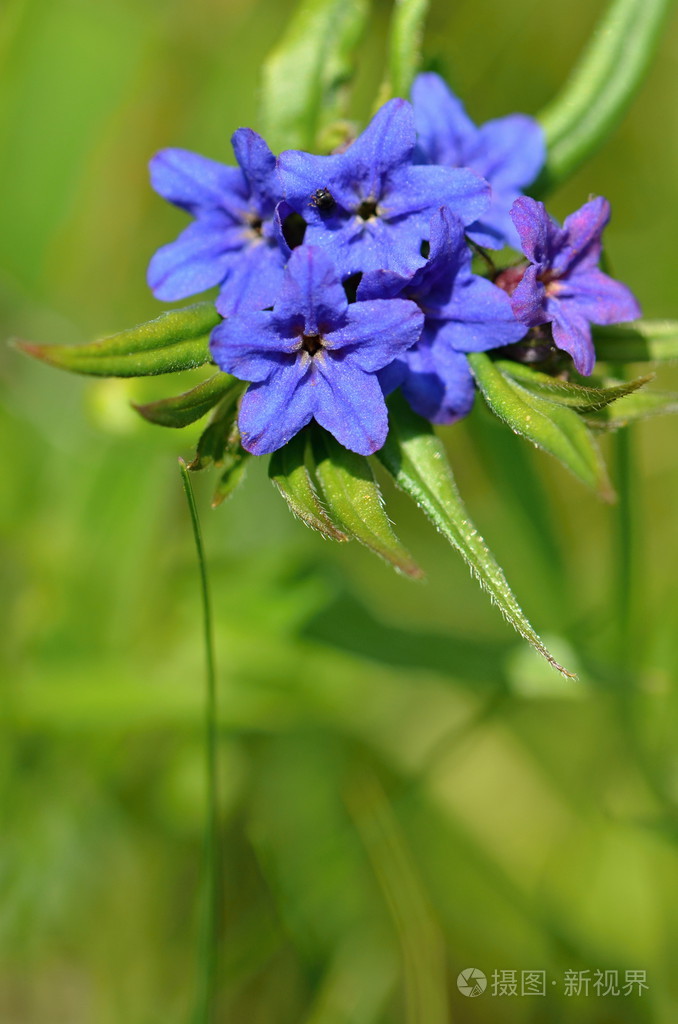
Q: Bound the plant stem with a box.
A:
[179,459,220,1024]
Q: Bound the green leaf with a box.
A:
[211,449,252,508]
[133,373,236,428]
[377,393,575,678]
[260,0,369,152]
[534,0,673,193]
[310,426,424,578]
[188,384,246,471]
[12,302,219,377]
[469,352,614,500]
[496,360,653,411]
[385,0,430,100]
[585,389,678,430]
[269,431,349,542]
[593,320,678,363]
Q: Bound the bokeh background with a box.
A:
[2,0,678,1020]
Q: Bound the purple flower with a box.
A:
[509,196,642,376]
[148,129,287,315]
[359,208,525,423]
[277,98,490,278]
[210,246,424,455]
[411,72,545,249]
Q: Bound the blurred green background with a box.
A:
[2,0,678,1020]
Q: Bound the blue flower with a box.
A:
[508,196,642,376]
[209,246,424,455]
[148,129,287,315]
[359,208,526,423]
[277,98,490,278]
[411,72,545,249]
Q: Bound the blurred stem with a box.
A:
[180,460,220,1024]
[609,369,635,669]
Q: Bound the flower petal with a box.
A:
[433,276,526,351]
[341,98,416,195]
[272,246,347,335]
[470,115,545,192]
[510,196,564,268]
[314,358,389,455]
[231,128,280,214]
[215,242,286,316]
[277,149,356,220]
[210,312,297,381]
[411,72,475,165]
[549,303,596,376]
[402,336,475,423]
[566,267,641,325]
[149,148,246,214]
[385,164,489,224]
[239,360,314,454]
[510,263,549,327]
[555,196,610,276]
[147,215,244,301]
[327,299,423,370]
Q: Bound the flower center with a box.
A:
[357,199,378,221]
[301,333,323,356]
[245,213,264,238]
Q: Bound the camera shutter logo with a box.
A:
[457,968,487,997]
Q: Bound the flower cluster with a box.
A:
[148,72,640,456]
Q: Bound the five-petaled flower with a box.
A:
[359,208,526,422]
[210,246,424,455]
[508,196,641,375]
[277,98,490,277]
[147,128,286,315]
[411,72,545,249]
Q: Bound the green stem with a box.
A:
[608,370,635,669]
[179,459,220,1024]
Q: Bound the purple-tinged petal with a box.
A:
[327,299,423,370]
[408,208,467,310]
[466,203,520,250]
[210,312,298,381]
[314,358,389,455]
[149,148,247,214]
[411,72,476,165]
[510,197,564,268]
[231,128,280,214]
[510,264,549,327]
[385,164,489,224]
[565,267,641,325]
[239,360,314,454]
[147,216,244,301]
[215,242,286,316]
[470,115,545,192]
[554,196,610,276]
[272,246,347,335]
[549,304,596,376]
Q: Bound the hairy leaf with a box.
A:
[134,373,235,428]
[13,302,219,377]
[534,0,672,193]
[496,360,653,411]
[469,352,614,500]
[260,0,368,152]
[269,431,349,541]
[377,393,574,677]
[310,426,424,578]
[585,389,678,430]
[212,449,252,508]
[188,384,246,471]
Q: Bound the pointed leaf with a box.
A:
[260,0,368,152]
[496,360,653,411]
[13,302,219,377]
[269,431,349,541]
[585,389,678,430]
[133,372,235,428]
[310,426,424,578]
[386,0,431,100]
[534,0,672,193]
[188,383,246,471]
[211,449,252,508]
[593,320,678,363]
[377,392,575,677]
[469,352,614,500]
